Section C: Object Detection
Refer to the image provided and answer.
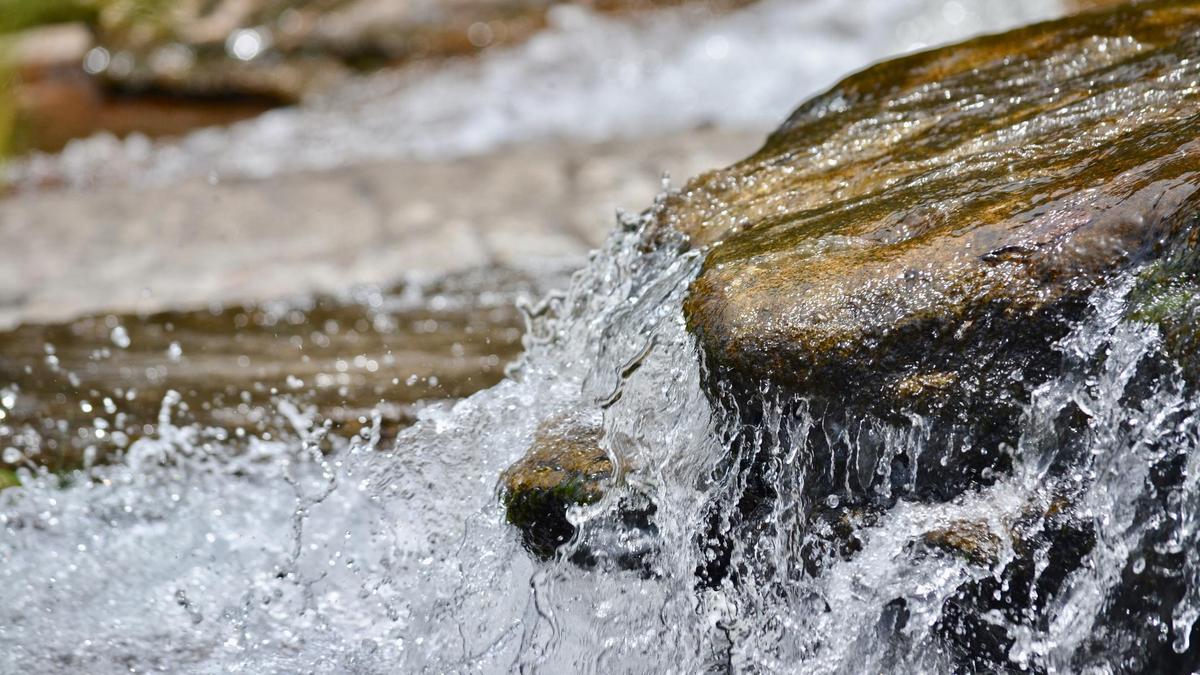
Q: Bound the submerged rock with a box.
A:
[919,520,1004,568]
[501,412,658,569]
[501,412,613,559]
[668,0,1200,501]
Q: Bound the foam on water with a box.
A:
[8,0,1062,191]
[3,203,1200,672]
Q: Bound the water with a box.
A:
[8,1,1200,672]
[0,267,552,472]
[8,0,1062,191]
[2,203,1199,671]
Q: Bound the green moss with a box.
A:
[502,476,604,558]
[1126,260,1200,383]
[499,414,612,558]
[0,0,99,34]
[1127,261,1199,323]
[0,468,20,490]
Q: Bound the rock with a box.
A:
[7,23,93,73]
[1126,253,1200,383]
[668,1,1200,502]
[933,498,1096,672]
[919,520,1003,567]
[1068,0,1134,13]
[87,0,748,101]
[501,412,614,559]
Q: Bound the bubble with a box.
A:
[82,47,111,75]
[111,326,131,349]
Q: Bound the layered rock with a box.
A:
[669,0,1200,501]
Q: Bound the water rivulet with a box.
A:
[5,2,1200,673]
[503,2,1200,671]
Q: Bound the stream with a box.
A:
[5,1,1193,673]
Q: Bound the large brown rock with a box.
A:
[670,1,1200,466]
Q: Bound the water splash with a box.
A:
[3,196,1199,671]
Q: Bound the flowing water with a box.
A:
[8,0,1061,191]
[6,1,1200,673]
[3,209,1199,672]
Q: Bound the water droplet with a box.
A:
[110,326,131,349]
[83,47,111,74]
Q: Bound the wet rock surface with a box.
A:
[576,3,1200,669]
[669,0,1200,501]
[501,411,613,558]
[502,4,1200,590]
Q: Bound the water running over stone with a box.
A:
[6,2,1200,673]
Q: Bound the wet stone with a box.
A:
[665,0,1200,503]
[1125,250,1200,384]
[919,520,1003,568]
[501,412,613,560]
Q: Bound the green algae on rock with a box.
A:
[500,412,614,559]
[666,1,1200,499]
[1126,250,1200,383]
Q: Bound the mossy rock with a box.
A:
[665,0,1200,501]
[1125,251,1200,383]
[500,412,613,559]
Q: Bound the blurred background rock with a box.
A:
[0,0,747,156]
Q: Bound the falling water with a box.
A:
[2,201,1199,671]
[5,1,1199,672]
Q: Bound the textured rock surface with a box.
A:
[671,1,1200,461]
[501,412,613,558]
